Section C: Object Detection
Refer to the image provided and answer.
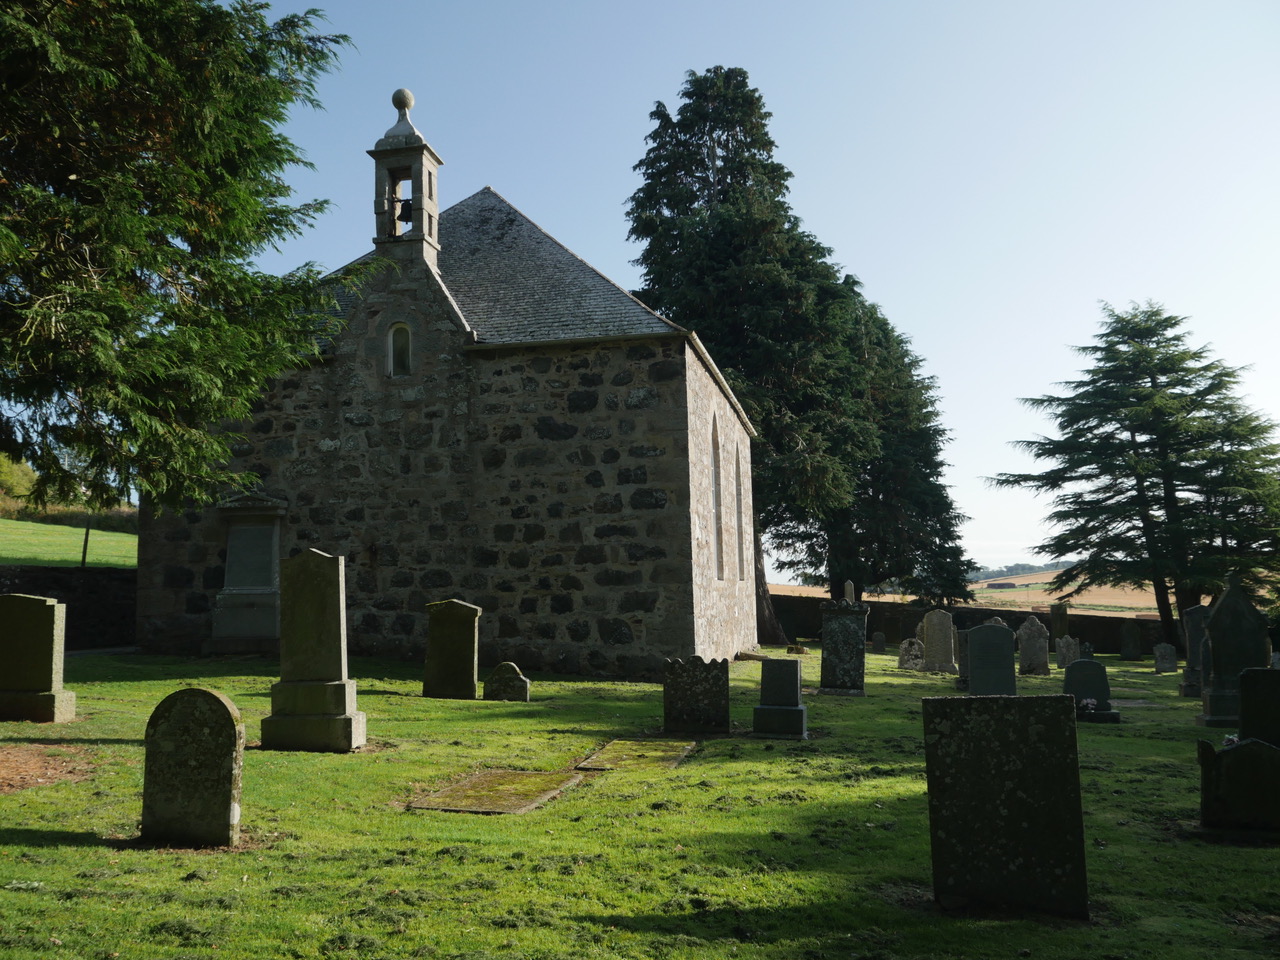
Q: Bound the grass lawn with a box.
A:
[0,651,1274,959]
[0,518,137,568]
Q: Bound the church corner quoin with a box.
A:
[135,90,757,679]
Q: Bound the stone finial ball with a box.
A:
[392,88,414,111]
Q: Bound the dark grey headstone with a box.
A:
[1063,659,1120,723]
[871,631,886,654]
[0,594,75,722]
[1079,641,1094,660]
[967,623,1016,697]
[1199,737,1280,830]
[1049,603,1069,641]
[663,657,730,733]
[954,629,970,692]
[1180,605,1206,698]
[1199,582,1272,728]
[1238,668,1280,747]
[483,662,531,703]
[753,659,806,739]
[142,688,243,848]
[1120,620,1142,661]
[922,695,1088,919]
[819,600,867,695]
[423,598,482,700]
[1153,643,1178,674]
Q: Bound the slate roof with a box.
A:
[438,187,682,344]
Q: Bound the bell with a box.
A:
[396,197,414,223]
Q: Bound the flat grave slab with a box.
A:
[410,770,582,814]
[576,739,695,771]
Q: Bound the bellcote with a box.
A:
[367,88,443,266]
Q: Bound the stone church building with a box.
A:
[136,90,758,678]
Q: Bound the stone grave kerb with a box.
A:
[0,594,76,723]
[280,549,348,682]
[424,598,482,700]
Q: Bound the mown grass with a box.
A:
[1,651,1275,959]
[0,518,137,568]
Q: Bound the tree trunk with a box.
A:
[755,526,788,647]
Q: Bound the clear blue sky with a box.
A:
[256,0,1280,576]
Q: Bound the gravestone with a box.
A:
[753,659,806,739]
[984,616,1006,626]
[1180,604,1207,697]
[819,599,867,696]
[922,695,1088,919]
[423,598,482,699]
[1055,635,1080,670]
[1238,668,1280,747]
[1153,642,1178,674]
[954,629,970,692]
[919,609,957,673]
[1199,581,1272,728]
[1120,620,1143,661]
[871,631,886,654]
[1198,737,1280,831]
[0,594,76,722]
[663,656,730,733]
[1079,641,1094,660]
[1273,652,1280,670]
[1063,659,1120,722]
[967,623,1016,696]
[261,549,367,752]
[141,688,243,847]
[1016,616,1051,676]
[483,662,531,703]
[898,638,924,670]
[1049,602,1069,641]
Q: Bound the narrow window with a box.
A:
[389,169,413,237]
[389,324,411,377]
[735,442,746,580]
[712,415,724,580]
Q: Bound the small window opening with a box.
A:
[388,168,413,237]
[712,415,724,581]
[735,443,746,581]
[389,324,411,377]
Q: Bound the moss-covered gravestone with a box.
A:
[1199,581,1271,728]
[423,599,481,699]
[819,599,867,695]
[261,549,366,752]
[1055,635,1080,670]
[663,656,729,733]
[483,661,531,702]
[0,594,75,722]
[920,609,957,673]
[141,688,243,848]
[967,623,1016,697]
[922,695,1088,919]
[1016,615,1051,676]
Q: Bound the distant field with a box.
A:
[0,518,137,568]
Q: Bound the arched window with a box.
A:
[735,442,746,581]
[712,414,724,580]
[388,324,411,377]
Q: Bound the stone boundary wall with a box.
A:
[0,565,136,649]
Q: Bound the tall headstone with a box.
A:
[1153,643,1177,674]
[0,595,75,722]
[954,629,970,692]
[898,638,924,670]
[752,659,806,739]
[1198,581,1272,728]
[967,623,1016,697]
[919,609,957,673]
[819,599,867,696]
[922,695,1088,919]
[483,662,531,702]
[1062,659,1120,723]
[423,598,482,699]
[1016,616,1051,676]
[663,657,730,733]
[1180,605,1207,700]
[141,688,244,848]
[261,549,366,752]
[871,631,886,655]
[1238,668,1280,747]
[1054,635,1080,670]
[1198,738,1280,831]
[1120,620,1143,661]
[1049,603,1069,642]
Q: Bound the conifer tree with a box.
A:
[0,1,348,509]
[995,302,1280,644]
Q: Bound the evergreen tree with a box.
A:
[0,1,348,509]
[995,302,1280,644]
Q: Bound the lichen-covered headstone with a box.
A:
[1199,581,1272,728]
[967,623,1016,696]
[871,631,886,654]
[261,549,366,752]
[1016,616,1051,676]
[0,594,75,722]
[1153,642,1178,674]
[483,661,531,703]
[1198,737,1280,830]
[1120,620,1143,661]
[141,688,243,848]
[1063,659,1120,723]
[954,629,970,692]
[1054,635,1080,670]
[920,609,957,673]
[753,659,806,739]
[922,695,1088,919]
[1238,668,1280,747]
[1179,604,1207,698]
[898,638,924,670]
[819,599,867,695]
[423,598,482,699]
[663,657,729,733]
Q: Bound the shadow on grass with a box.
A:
[0,736,144,746]
[0,827,116,848]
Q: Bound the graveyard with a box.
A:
[2,647,1276,960]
